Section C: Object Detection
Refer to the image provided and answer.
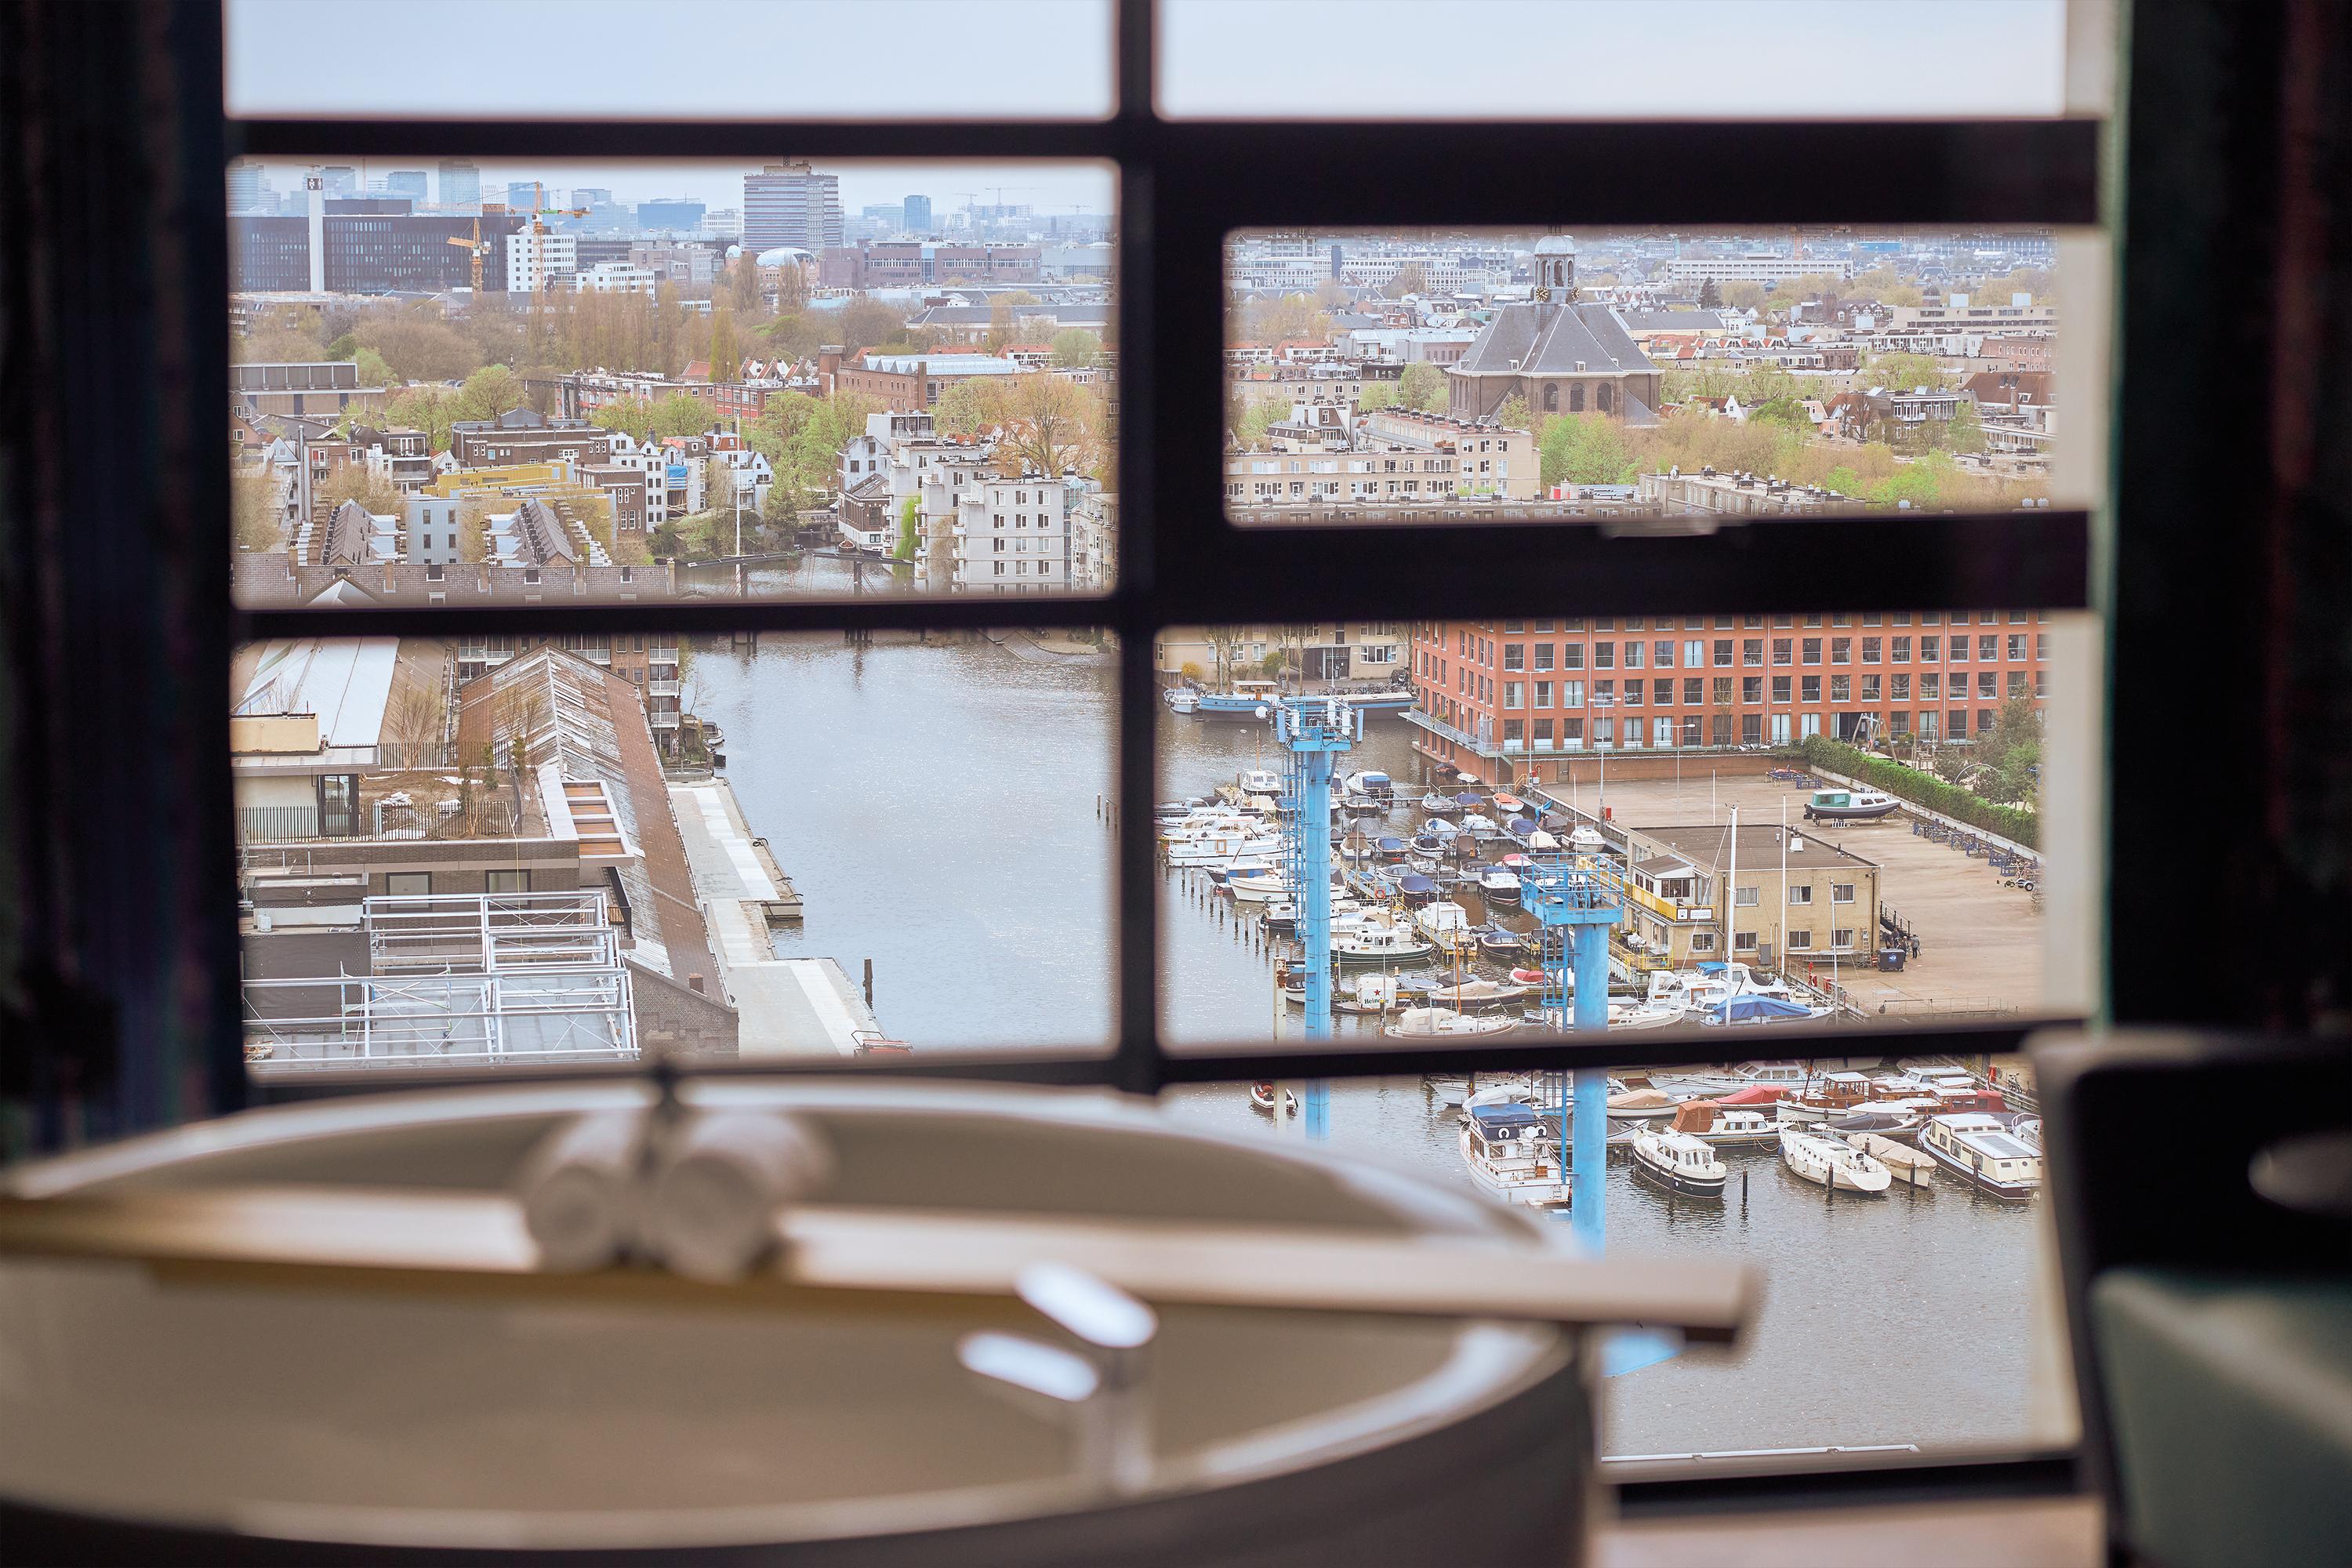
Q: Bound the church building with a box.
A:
[1446,235,1664,424]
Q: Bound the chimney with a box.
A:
[688,973,706,995]
[818,344,843,397]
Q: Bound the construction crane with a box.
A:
[445,204,506,294]
[446,184,586,294]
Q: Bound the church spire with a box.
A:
[1532,231,1577,325]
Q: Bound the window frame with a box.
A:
[188,0,2116,1494]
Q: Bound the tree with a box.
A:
[315,466,402,517]
[590,396,656,444]
[1944,398,1987,454]
[706,305,742,382]
[1356,379,1402,411]
[1866,351,1951,393]
[1381,263,1427,299]
[231,472,283,550]
[1397,361,1447,413]
[895,496,919,561]
[1537,413,1635,487]
[354,346,396,387]
[651,392,710,441]
[985,290,1044,353]
[452,364,525,423]
[1312,278,1352,310]
[836,296,916,357]
[1049,327,1101,368]
[383,386,459,452]
[996,374,1105,478]
[1697,278,1722,309]
[1233,395,1286,450]
[935,376,1009,438]
[359,309,485,383]
[1497,392,1532,432]
[1241,293,1330,345]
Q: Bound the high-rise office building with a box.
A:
[636,198,706,234]
[226,159,268,213]
[742,162,843,252]
[382,171,429,201]
[903,194,933,234]
[571,187,613,210]
[506,180,546,213]
[318,165,359,197]
[438,158,481,207]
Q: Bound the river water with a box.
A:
[692,630,2047,1461]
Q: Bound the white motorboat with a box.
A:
[1461,814,1502,840]
[1630,1130,1728,1198]
[1225,869,1294,904]
[1413,900,1475,950]
[1167,833,1283,866]
[1334,919,1437,966]
[1419,816,1461,840]
[1605,1080,1681,1120]
[1779,1126,1893,1193]
[1667,1100,1783,1148]
[1803,787,1900,823]
[1458,1102,1572,1207]
[1164,687,1200,714]
[1918,1113,2042,1200]
[1570,824,1609,853]
[1238,768,1284,796]
[1606,1000,1684,1031]
[1476,867,1523,904]
[1845,1131,1937,1187]
[1383,1007,1519,1040]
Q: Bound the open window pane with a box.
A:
[1162,1055,2071,1465]
[1162,1,2091,121]
[1223,226,2092,528]
[234,629,1116,1072]
[227,0,1116,121]
[1158,614,2086,1047]
[227,158,1117,606]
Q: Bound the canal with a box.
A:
[692,630,2049,1462]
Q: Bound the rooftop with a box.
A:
[1628,822,1879,875]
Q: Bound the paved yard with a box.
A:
[1548,769,2046,1020]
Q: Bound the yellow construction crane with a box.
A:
[445,186,587,293]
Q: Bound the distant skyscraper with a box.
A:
[903,194,933,234]
[636,198,706,234]
[742,162,842,252]
[438,158,481,207]
[318,165,358,197]
[383,170,428,201]
[225,158,267,212]
[506,180,545,213]
[571,187,613,210]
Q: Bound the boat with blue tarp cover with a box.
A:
[1457,1102,1572,1207]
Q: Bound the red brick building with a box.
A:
[1408,612,2052,782]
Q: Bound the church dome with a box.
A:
[1533,234,1578,255]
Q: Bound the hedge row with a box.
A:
[1791,735,2039,849]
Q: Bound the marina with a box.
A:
[690,632,2053,1460]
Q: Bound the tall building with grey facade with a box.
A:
[742,162,843,252]
[903,194,933,234]
[438,158,481,207]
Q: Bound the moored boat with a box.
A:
[1803,787,1900,822]
[1333,918,1437,967]
[1668,1099,1782,1148]
[1421,977,1530,1013]
[1476,866,1523,904]
[1492,792,1527,817]
[1249,1081,1298,1116]
[1918,1112,2042,1199]
[1421,791,1460,815]
[1457,1102,1571,1207]
[1164,687,1200,714]
[1385,1006,1519,1040]
[1779,1126,1893,1193]
[1631,1129,1728,1198]
[1846,1131,1937,1186]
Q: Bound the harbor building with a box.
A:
[1407,613,2053,780]
[1614,821,1883,974]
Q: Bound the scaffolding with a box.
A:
[243,891,637,1071]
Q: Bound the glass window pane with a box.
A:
[227,0,1115,121]
[1223,225,2093,528]
[1162,0,2086,120]
[227,158,1116,605]
[234,629,1114,1071]
[1160,1055,2069,1463]
[1159,615,2082,1047]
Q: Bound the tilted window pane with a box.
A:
[229,0,1115,121]
[227,158,1117,607]
[1222,226,2091,529]
[234,629,1114,1071]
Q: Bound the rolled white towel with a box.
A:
[516,1110,648,1272]
[650,1110,833,1283]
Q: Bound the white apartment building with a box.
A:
[701,429,774,517]
[954,476,1072,594]
[1070,492,1116,593]
[840,408,937,492]
[1662,254,1856,286]
[572,263,658,296]
[602,433,703,528]
[505,230,578,294]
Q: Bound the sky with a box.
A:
[228,0,2081,124]
[237,159,1118,223]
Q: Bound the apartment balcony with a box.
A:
[648,709,681,730]
[648,680,681,699]
[648,645,680,664]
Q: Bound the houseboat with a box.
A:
[1457,1102,1572,1207]
[1803,787,1900,823]
[1918,1113,2043,1200]
[1194,680,1284,720]
[1668,1100,1783,1149]
[1631,1130,1729,1198]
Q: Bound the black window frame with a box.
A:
[32,0,2281,1505]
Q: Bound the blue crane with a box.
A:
[1269,695,1356,1138]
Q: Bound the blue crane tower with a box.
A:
[1270,695,1356,1138]
[1519,855,1623,1250]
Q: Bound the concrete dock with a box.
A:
[668,779,880,1058]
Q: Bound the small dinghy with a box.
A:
[1249,1081,1298,1116]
